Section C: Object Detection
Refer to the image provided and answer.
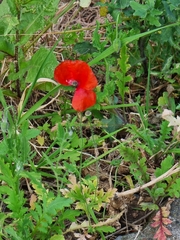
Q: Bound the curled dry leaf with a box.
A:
[162,109,180,132]
[30,194,37,210]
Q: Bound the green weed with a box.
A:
[0,0,180,239]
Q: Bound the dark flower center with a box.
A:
[67,79,78,87]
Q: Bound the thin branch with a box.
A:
[115,163,180,197]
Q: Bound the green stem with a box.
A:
[83,144,121,168]
[79,112,83,183]
[145,47,151,115]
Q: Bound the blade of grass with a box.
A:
[145,47,151,115]
[0,89,14,128]
[17,34,63,124]
[82,144,121,168]
[89,22,180,66]
[18,85,60,125]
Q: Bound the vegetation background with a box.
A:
[0,0,180,239]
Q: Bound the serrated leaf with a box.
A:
[147,14,161,27]
[168,178,180,197]
[155,155,174,177]
[130,1,149,18]
[47,196,73,214]
[4,189,27,218]
[60,209,81,222]
[63,151,81,161]
[0,185,13,195]
[0,159,14,186]
[141,202,159,211]
[4,226,22,240]
[154,188,165,197]
[0,38,15,56]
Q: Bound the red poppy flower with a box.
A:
[54,60,98,112]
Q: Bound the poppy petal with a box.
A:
[54,60,97,90]
[72,88,96,112]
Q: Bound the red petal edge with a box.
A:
[54,60,97,89]
[72,88,96,112]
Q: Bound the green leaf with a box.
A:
[158,92,169,107]
[96,225,115,233]
[18,85,60,125]
[19,0,59,45]
[93,21,107,51]
[119,45,131,73]
[63,151,81,161]
[0,185,13,196]
[47,196,73,214]
[148,0,155,8]
[168,0,180,10]
[50,235,65,240]
[0,0,11,17]
[140,202,159,211]
[0,141,9,155]
[4,190,27,218]
[26,128,41,140]
[57,124,65,141]
[130,1,149,18]
[0,38,15,56]
[154,187,165,197]
[0,159,15,186]
[146,9,162,27]
[168,178,180,197]
[59,209,81,222]
[89,22,180,66]
[155,155,174,177]
[1,15,18,35]
[147,15,161,27]
[25,48,58,83]
[4,226,22,240]
[159,121,171,141]
[102,113,125,133]
[6,0,17,16]
[113,38,121,52]
[118,0,131,9]
[74,41,97,54]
